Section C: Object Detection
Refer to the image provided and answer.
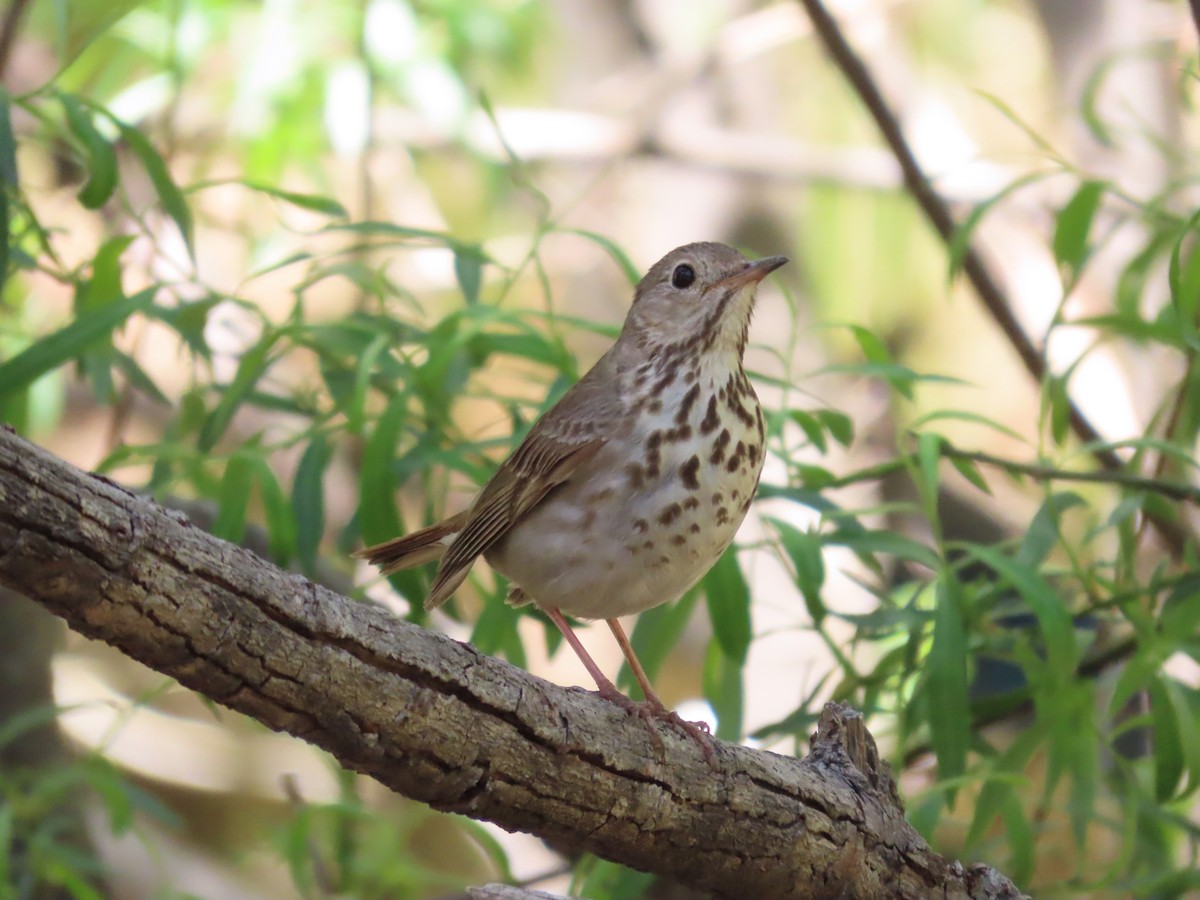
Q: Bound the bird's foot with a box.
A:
[595,683,717,765]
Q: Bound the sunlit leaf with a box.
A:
[293,434,332,573]
[768,518,825,624]
[1053,180,1106,284]
[118,123,195,257]
[212,451,256,544]
[0,288,153,400]
[60,93,118,208]
[704,547,751,666]
[198,329,283,451]
[703,637,742,742]
[928,579,970,790]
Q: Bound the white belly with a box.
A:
[486,372,764,619]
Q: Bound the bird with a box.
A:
[356,242,787,752]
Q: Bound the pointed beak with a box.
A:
[719,255,788,289]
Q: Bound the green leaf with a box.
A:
[0,288,153,400]
[1149,676,1184,802]
[198,330,282,452]
[768,518,825,624]
[702,637,742,741]
[0,90,16,187]
[78,235,134,311]
[211,452,256,544]
[1162,678,1200,801]
[293,435,332,573]
[118,123,194,257]
[964,720,1044,852]
[235,182,346,217]
[928,579,970,789]
[1168,209,1200,352]
[1045,375,1071,446]
[949,455,990,494]
[964,544,1077,679]
[703,547,751,665]
[815,409,853,447]
[60,93,118,208]
[454,248,484,305]
[1053,180,1106,283]
[254,457,296,564]
[848,324,890,364]
[567,229,641,285]
[789,410,827,452]
[1016,491,1086,569]
[112,351,169,405]
[358,395,406,546]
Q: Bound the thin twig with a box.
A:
[794,0,1190,555]
[817,442,1200,504]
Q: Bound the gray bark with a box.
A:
[0,425,1027,900]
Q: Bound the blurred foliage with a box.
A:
[2,0,1200,899]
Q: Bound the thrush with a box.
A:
[356,242,787,752]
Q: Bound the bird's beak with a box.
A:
[719,255,788,289]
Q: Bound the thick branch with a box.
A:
[0,427,1026,900]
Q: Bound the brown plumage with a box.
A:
[355,242,787,756]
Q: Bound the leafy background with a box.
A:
[2,0,1199,897]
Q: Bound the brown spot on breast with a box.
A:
[643,539,655,549]
[671,534,687,546]
[683,496,699,511]
[627,463,645,489]
[680,455,701,490]
[647,430,663,450]
[658,503,683,526]
[649,399,663,414]
[700,396,720,434]
[689,522,701,534]
[711,492,724,506]
[748,444,760,467]
[676,383,701,425]
[740,497,753,514]
[710,429,731,465]
[665,425,693,442]
[755,406,765,441]
[716,506,730,525]
[633,518,649,534]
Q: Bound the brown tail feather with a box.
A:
[353,511,468,576]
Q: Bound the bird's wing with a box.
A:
[423,366,620,610]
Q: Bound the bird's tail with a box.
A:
[353,511,468,576]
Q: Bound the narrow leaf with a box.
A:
[928,579,970,788]
[119,123,194,256]
[293,435,332,572]
[703,547,752,665]
[60,93,118,208]
[0,288,153,400]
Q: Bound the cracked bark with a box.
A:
[0,426,1028,900]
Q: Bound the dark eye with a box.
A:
[671,264,695,289]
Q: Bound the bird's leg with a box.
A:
[544,608,627,704]
[606,617,716,762]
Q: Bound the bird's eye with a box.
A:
[671,264,695,289]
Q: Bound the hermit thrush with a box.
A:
[356,242,786,751]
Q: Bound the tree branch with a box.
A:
[0,427,1027,900]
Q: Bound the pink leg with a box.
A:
[544,608,625,703]
[606,618,715,761]
[605,617,666,709]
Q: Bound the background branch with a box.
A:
[794,0,1189,556]
[0,426,1028,900]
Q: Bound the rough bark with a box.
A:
[0,426,1027,900]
